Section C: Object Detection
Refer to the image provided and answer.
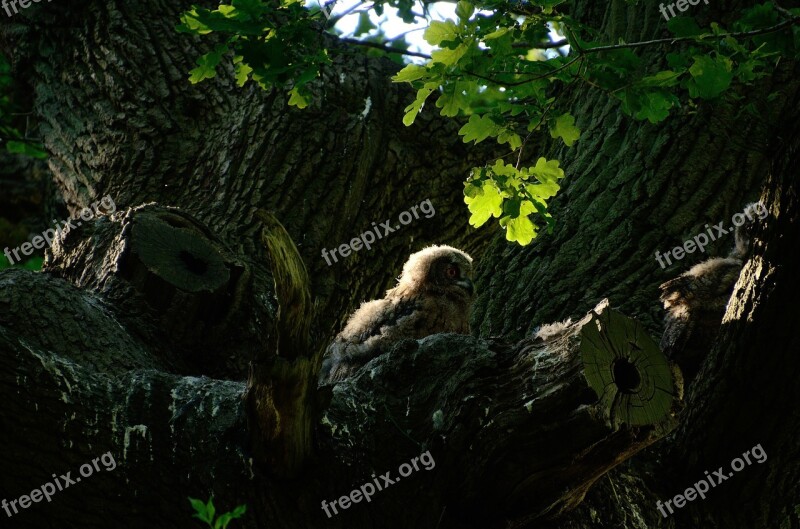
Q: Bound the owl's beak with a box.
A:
[457,278,475,296]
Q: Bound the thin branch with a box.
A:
[339,37,431,58]
[512,38,569,50]
[580,16,800,54]
[565,26,583,54]
[465,54,582,87]
[460,69,502,84]
[573,53,616,95]
[770,0,795,20]
[515,73,566,169]
[389,26,428,41]
[463,12,797,88]
[0,135,42,144]
[488,146,524,164]
[326,2,370,27]
[577,73,613,94]
[336,4,797,72]
[520,55,579,82]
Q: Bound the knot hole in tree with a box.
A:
[612,358,641,394]
[178,249,210,276]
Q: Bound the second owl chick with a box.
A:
[319,245,475,384]
[659,202,764,380]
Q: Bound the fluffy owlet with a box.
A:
[319,245,475,384]
[659,203,763,380]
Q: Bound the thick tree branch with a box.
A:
[317,300,681,526]
[1,245,680,528]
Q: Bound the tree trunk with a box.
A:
[665,109,800,529]
[1,0,798,528]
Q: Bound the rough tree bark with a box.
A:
[1,0,798,528]
[665,112,800,529]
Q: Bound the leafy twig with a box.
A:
[515,78,564,169]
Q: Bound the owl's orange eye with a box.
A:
[446,265,458,278]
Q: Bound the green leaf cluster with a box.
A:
[392,5,581,143]
[177,0,799,244]
[0,214,44,270]
[178,0,330,107]
[464,157,564,244]
[0,254,43,271]
[189,496,247,529]
[0,53,47,159]
[387,3,584,239]
[592,5,795,122]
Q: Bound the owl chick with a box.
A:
[659,203,764,381]
[319,245,475,384]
